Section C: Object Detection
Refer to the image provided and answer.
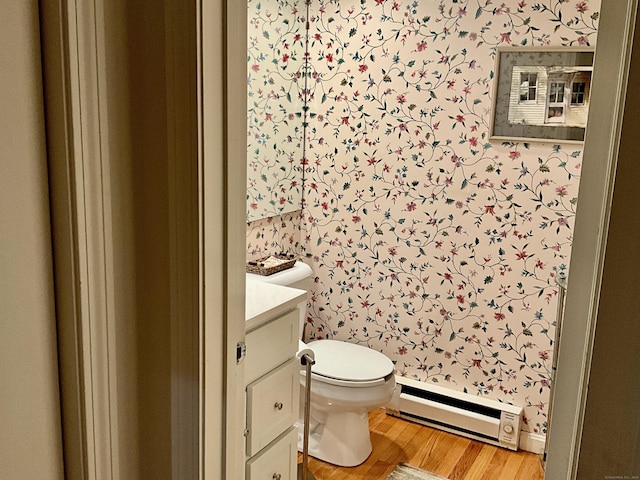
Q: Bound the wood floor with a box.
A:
[298,409,545,480]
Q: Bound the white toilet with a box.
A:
[247,261,396,467]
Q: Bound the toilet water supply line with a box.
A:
[298,352,317,480]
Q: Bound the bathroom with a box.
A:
[12,0,634,477]
[245,0,600,472]
[13,0,634,478]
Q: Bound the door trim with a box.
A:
[164,0,202,478]
[545,1,638,478]
[200,0,248,478]
[41,0,120,478]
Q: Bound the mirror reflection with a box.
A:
[490,48,594,143]
[247,0,308,222]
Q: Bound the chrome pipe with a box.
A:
[297,353,316,480]
[542,271,568,468]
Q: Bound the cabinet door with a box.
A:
[246,359,300,456]
[246,427,298,480]
[245,309,298,385]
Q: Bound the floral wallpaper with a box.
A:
[246,0,307,221]
[246,211,303,262]
[246,0,601,436]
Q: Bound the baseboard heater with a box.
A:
[386,376,523,451]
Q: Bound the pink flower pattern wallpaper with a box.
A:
[247,0,307,221]
[247,0,600,436]
[246,211,303,262]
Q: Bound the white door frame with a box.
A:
[40,0,121,478]
[199,0,248,478]
[42,0,243,477]
[545,0,638,478]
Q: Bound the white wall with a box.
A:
[0,1,64,478]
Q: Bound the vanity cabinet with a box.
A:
[245,309,299,385]
[244,282,305,480]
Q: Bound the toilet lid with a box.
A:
[307,340,394,382]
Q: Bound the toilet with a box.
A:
[247,261,396,467]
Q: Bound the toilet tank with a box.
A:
[246,261,312,291]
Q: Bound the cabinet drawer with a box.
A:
[247,359,299,456]
[245,308,298,385]
[246,427,298,480]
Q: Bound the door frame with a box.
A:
[545,0,639,478]
[42,0,247,477]
[41,0,122,477]
[199,0,247,478]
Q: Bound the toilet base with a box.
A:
[297,409,372,467]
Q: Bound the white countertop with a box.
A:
[245,279,307,332]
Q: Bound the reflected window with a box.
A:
[546,80,566,123]
[548,81,565,103]
[519,72,538,102]
[571,82,586,105]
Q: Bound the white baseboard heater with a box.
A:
[386,376,523,451]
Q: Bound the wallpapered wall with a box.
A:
[247,0,306,221]
[247,0,600,435]
[246,211,302,262]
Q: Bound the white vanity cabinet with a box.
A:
[244,281,306,480]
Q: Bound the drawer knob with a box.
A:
[274,402,284,411]
[273,474,281,480]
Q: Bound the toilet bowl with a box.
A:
[302,339,395,466]
[247,261,396,467]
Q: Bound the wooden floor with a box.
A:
[298,409,544,480]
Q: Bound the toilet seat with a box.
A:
[306,340,394,387]
[309,371,388,387]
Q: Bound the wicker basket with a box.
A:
[246,253,297,276]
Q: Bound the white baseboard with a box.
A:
[519,431,546,454]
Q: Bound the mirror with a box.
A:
[490,47,594,143]
[246,0,308,222]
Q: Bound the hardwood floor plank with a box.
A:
[515,452,544,480]
[410,428,457,471]
[392,416,438,463]
[306,458,336,480]
[457,444,500,480]
[478,448,511,480]
[301,409,544,480]
[431,436,473,478]
[372,417,423,465]
[363,459,396,479]
[446,440,484,480]
[490,451,526,480]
